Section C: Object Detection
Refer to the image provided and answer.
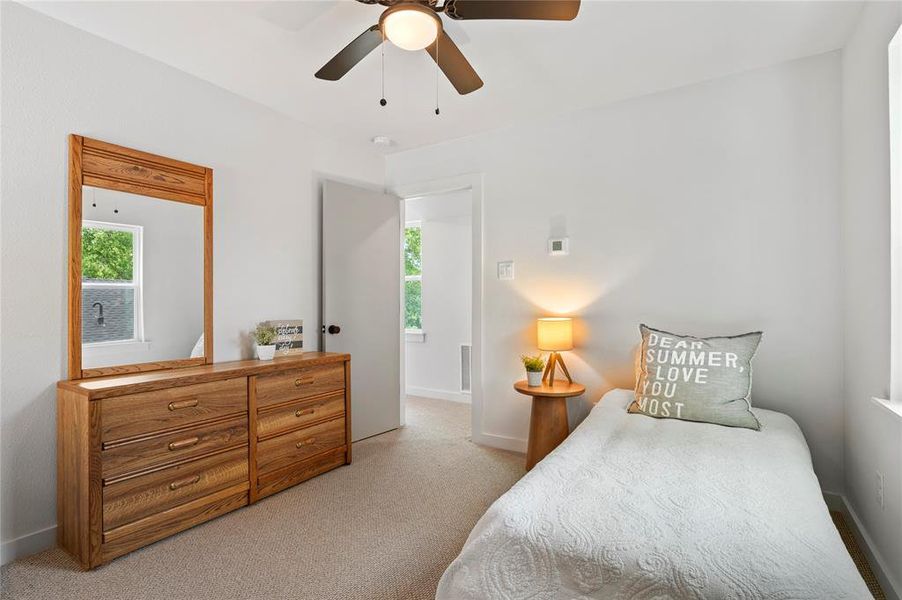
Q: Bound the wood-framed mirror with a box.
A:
[67,135,213,379]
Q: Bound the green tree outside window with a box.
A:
[82,227,134,281]
[405,280,422,330]
[404,225,422,330]
[405,226,421,276]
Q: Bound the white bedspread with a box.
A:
[437,389,869,599]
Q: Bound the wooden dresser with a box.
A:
[57,352,351,569]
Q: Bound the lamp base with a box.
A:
[542,351,572,385]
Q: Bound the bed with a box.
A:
[436,389,870,599]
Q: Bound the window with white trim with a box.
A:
[891,25,902,403]
[81,220,143,345]
[404,222,422,333]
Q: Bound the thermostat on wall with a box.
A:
[548,238,570,256]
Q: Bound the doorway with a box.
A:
[402,190,473,410]
[322,176,484,444]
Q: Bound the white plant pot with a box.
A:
[256,344,276,361]
[526,371,543,387]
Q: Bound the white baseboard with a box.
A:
[471,430,527,454]
[1,525,56,566]
[407,386,471,404]
[823,492,900,600]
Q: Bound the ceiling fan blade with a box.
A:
[445,0,580,20]
[315,24,382,81]
[426,31,483,95]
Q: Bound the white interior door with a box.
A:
[323,180,401,441]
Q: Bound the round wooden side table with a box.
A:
[514,380,586,470]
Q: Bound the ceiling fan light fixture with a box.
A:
[380,4,441,51]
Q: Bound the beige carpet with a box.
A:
[1,397,524,600]
[831,511,886,600]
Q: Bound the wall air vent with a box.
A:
[460,343,472,393]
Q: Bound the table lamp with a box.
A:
[537,317,573,384]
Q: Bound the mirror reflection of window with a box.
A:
[81,186,204,369]
[81,220,143,345]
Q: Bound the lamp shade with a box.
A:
[382,5,440,51]
[537,317,573,351]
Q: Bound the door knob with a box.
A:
[327,325,341,335]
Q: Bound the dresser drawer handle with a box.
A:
[168,436,200,451]
[295,377,315,387]
[168,399,199,411]
[296,437,316,448]
[168,474,200,491]
[295,408,316,418]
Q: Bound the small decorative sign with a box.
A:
[267,319,304,357]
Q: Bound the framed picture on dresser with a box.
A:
[268,319,304,357]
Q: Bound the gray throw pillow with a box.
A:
[628,324,762,430]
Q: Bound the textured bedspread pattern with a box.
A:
[436,389,870,600]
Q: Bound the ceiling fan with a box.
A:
[315,0,581,95]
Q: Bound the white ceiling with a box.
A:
[25,1,864,152]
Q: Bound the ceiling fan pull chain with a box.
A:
[380,27,387,107]
[434,38,440,116]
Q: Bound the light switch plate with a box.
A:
[497,261,514,280]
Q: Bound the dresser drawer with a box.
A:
[256,417,345,475]
[255,364,344,409]
[103,447,248,531]
[257,392,344,440]
[100,378,247,442]
[102,417,248,480]
[101,486,248,563]
[256,447,347,500]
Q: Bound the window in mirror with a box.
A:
[80,186,205,370]
[81,220,143,345]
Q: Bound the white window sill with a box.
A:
[870,396,902,419]
[405,330,426,343]
[83,340,151,356]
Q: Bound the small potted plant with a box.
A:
[252,323,278,360]
[521,354,545,387]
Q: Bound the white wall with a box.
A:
[388,52,846,490]
[82,187,205,368]
[840,1,902,592]
[405,191,472,402]
[0,3,383,561]
[5,0,897,578]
